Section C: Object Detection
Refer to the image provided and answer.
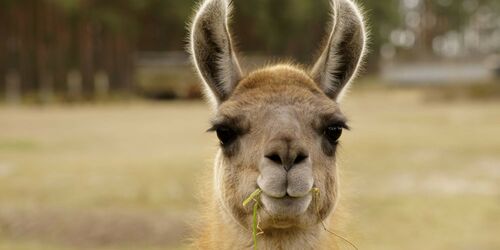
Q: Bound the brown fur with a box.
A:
[188,0,367,249]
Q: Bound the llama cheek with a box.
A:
[320,173,338,217]
[221,141,240,157]
[321,138,337,157]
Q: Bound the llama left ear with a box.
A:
[189,0,242,107]
[311,0,367,102]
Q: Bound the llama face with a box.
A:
[189,0,366,234]
[211,66,345,229]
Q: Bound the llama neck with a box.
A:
[198,202,336,250]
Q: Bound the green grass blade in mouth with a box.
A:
[243,188,262,250]
[243,188,262,207]
[251,201,259,249]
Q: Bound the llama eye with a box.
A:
[324,126,342,143]
[216,126,238,145]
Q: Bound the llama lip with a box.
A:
[259,192,312,218]
[260,190,310,199]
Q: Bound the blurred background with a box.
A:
[0,0,499,249]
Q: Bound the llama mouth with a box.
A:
[259,192,312,218]
[256,180,313,198]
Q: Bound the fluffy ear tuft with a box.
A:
[189,0,242,107]
[310,0,367,102]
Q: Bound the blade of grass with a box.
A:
[243,189,262,207]
[252,201,259,250]
[313,187,358,250]
[243,188,262,250]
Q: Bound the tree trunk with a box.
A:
[0,5,7,97]
[53,8,69,99]
[17,2,37,95]
[35,0,54,103]
[79,18,95,99]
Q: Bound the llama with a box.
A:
[188,0,366,249]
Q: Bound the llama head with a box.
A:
[189,0,366,230]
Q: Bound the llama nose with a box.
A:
[265,146,309,171]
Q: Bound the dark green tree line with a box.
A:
[1,0,498,102]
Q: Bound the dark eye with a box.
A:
[324,125,343,143]
[216,126,238,145]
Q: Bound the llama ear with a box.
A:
[189,0,242,106]
[311,0,367,102]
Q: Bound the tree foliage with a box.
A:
[1,0,498,101]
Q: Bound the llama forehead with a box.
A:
[234,65,321,94]
[214,66,344,133]
[224,65,332,110]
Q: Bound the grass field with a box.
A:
[0,85,499,249]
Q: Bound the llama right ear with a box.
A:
[189,0,242,106]
[311,0,367,102]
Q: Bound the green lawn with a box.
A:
[0,86,499,249]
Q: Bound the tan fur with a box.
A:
[188,0,367,249]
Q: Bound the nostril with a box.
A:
[265,154,282,165]
[294,153,308,165]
